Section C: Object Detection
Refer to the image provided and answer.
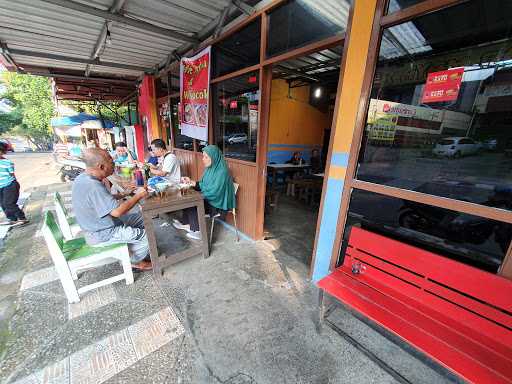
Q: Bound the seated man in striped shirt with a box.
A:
[0,142,28,225]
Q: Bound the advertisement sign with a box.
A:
[421,68,464,104]
[179,46,210,141]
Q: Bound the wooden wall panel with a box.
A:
[226,159,258,238]
[173,150,258,238]
[174,149,198,180]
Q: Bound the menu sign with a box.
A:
[421,68,464,104]
[180,46,210,141]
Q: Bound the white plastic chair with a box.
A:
[42,211,133,303]
[209,183,239,249]
[54,192,80,240]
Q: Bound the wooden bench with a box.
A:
[318,226,512,384]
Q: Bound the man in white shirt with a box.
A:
[148,139,181,184]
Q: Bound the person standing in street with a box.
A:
[0,142,29,226]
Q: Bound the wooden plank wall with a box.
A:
[226,158,258,238]
[173,149,258,238]
[174,149,201,180]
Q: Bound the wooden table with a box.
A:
[140,189,209,276]
[107,174,134,195]
[267,163,311,193]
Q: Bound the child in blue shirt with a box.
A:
[0,142,28,225]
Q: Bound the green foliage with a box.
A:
[71,102,129,127]
[0,72,54,149]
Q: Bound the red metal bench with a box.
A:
[318,226,512,384]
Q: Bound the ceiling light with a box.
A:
[314,87,322,98]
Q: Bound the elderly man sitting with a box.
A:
[72,148,152,271]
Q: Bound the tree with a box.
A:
[0,72,54,149]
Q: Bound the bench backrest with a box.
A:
[54,192,74,240]
[54,192,68,216]
[345,227,512,337]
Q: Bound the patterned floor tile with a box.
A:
[20,267,58,291]
[127,307,184,360]
[11,307,184,384]
[68,286,117,320]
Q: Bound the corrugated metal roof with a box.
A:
[0,0,257,102]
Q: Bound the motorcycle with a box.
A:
[53,154,85,182]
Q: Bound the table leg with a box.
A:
[196,202,209,258]
[142,212,163,277]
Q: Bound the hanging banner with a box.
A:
[179,46,210,141]
[421,68,464,104]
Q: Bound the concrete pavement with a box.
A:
[0,154,461,383]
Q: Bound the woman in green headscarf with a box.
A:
[173,145,235,240]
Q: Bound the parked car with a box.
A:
[0,140,14,152]
[227,133,248,145]
[433,137,481,158]
[482,138,497,151]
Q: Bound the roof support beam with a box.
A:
[0,41,20,71]
[8,48,150,72]
[38,0,198,43]
[276,65,320,82]
[232,0,254,15]
[214,4,233,38]
[22,68,136,85]
[85,0,128,77]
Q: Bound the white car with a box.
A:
[433,137,481,158]
[227,133,248,144]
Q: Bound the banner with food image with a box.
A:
[179,46,210,142]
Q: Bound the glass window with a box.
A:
[356,0,512,210]
[213,19,261,78]
[213,72,259,162]
[341,189,511,273]
[170,98,194,150]
[386,0,426,14]
[267,0,350,58]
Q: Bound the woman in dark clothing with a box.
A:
[172,145,235,240]
[286,151,304,165]
[310,149,322,174]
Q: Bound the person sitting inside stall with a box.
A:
[310,149,322,174]
[72,148,152,271]
[0,142,29,226]
[286,151,305,165]
[173,145,235,241]
[147,146,159,166]
[147,139,181,185]
[111,142,136,165]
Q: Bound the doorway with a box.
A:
[263,48,342,265]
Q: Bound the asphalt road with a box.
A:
[8,152,61,192]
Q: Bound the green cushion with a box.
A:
[64,242,126,262]
[44,212,126,262]
[62,237,86,253]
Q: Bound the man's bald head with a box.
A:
[83,148,111,168]
[83,148,114,180]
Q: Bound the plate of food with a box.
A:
[184,104,196,124]
[196,104,208,126]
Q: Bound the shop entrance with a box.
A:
[263,49,342,264]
